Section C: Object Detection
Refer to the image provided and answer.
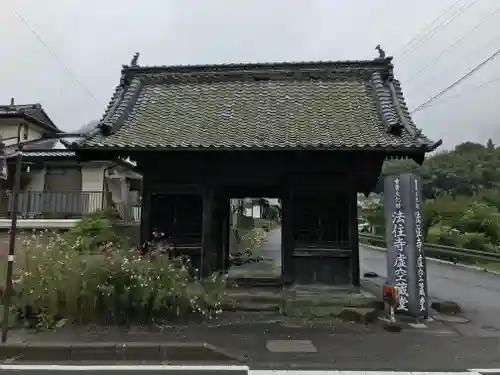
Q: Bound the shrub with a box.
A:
[9,230,225,329]
[64,210,126,252]
[454,232,489,250]
[239,227,265,254]
[453,203,500,245]
[362,201,385,235]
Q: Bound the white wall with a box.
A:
[0,120,43,145]
[81,164,105,212]
[28,169,46,190]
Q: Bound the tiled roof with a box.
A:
[79,57,440,152]
[0,103,60,132]
[4,136,82,159]
[23,150,75,158]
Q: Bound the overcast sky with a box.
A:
[1,0,500,148]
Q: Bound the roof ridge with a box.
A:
[371,72,403,135]
[101,78,143,135]
[120,57,394,76]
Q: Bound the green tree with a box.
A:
[454,141,485,154]
[378,141,500,199]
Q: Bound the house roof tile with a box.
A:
[0,103,60,133]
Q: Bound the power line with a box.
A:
[414,75,500,111]
[405,31,500,96]
[397,0,465,56]
[399,0,477,61]
[405,4,500,84]
[410,47,500,114]
[10,5,103,107]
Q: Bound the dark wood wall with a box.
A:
[86,149,385,286]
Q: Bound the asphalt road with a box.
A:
[360,245,500,337]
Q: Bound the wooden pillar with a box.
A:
[220,197,230,274]
[139,177,152,244]
[201,186,216,279]
[212,194,227,273]
[281,193,294,285]
[349,191,360,287]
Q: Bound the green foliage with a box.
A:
[378,140,500,199]
[364,138,500,258]
[9,231,225,329]
[361,193,500,253]
[65,210,125,252]
[238,227,266,254]
[453,203,500,245]
[262,205,281,221]
[362,201,385,235]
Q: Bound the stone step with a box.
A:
[222,287,383,313]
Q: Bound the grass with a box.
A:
[482,262,500,272]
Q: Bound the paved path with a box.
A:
[228,228,281,278]
[360,245,500,337]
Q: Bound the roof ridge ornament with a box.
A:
[375,45,386,59]
[130,52,140,67]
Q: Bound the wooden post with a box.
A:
[201,186,215,279]
[212,194,225,273]
[349,191,360,287]
[221,196,230,274]
[281,192,293,286]
[139,178,151,245]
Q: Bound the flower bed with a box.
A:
[1,229,225,329]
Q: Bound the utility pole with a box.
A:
[0,123,28,343]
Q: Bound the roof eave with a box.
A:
[119,57,394,76]
[38,108,61,132]
[72,144,431,153]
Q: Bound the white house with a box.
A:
[0,99,141,224]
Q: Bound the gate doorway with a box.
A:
[226,198,282,281]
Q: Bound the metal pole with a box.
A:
[1,128,23,343]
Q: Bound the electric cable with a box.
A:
[397,0,465,57]
[399,0,477,61]
[410,46,500,114]
[10,4,103,107]
[413,75,500,111]
[406,31,500,96]
[405,4,500,84]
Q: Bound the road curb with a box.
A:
[0,342,242,362]
[361,243,500,276]
[0,364,250,374]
